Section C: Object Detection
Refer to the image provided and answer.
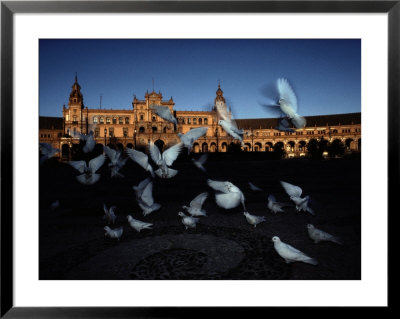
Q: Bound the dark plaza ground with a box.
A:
[39,151,361,280]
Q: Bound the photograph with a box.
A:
[38,38,361,280]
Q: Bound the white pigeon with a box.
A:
[132,177,152,200]
[248,182,263,192]
[125,148,154,177]
[103,203,117,224]
[68,154,106,185]
[215,100,244,144]
[127,215,153,232]
[207,179,246,211]
[267,194,291,214]
[149,141,183,179]
[182,192,208,217]
[272,236,318,265]
[150,104,177,125]
[50,200,60,210]
[280,181,314,215]
[276,117,295,132]
[39,142,60,165]
[178,211,200,230]
[77,131,96,153]
[104,145,127,178]
[104,226,123,241]
[178,127,208,153]
[191,153,208,173]
[307,224,343,245]
[137,180,161,216]
[243,211,266,228]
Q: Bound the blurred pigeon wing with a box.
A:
[151,105,177,124]
[88,154,106,173]
[190,192,208,209]
[277,78,298,112]
[149,142,162,164]
[215,101,230,122]
[141,181,154,206]
[280,181,303,197]
[126,148,150,169]
[182,127,208,145]
[268,194,277,202]
[69,160,87,173]
[104,146,117,163]
[197,154,208,165]
[162,143,183,166]
[215,192,241,209]
[154,167,178,178]
[207,179,230,193]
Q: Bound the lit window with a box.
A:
[119,117,123,124]
[93,117,98,124]
[100,117,104,124]
[106,118,111,124]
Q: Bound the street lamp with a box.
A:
[134,129,137,149]
[104,128,107,146]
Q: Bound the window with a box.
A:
[119,117,123,124]
[125,117,129,124]
[181,118,185,124]
[113,118,117,124]
[163,127,167,133]
[140,114,144,121]
[193,118,197,125]
[139,126,145,133]
[100,117,104,124]
[123,128,128,137]
[204,118,208,124]
[187,118,191,124]
[93,117,98,124]
[95,128,100,137]
[152,127,157,133]
[152,116,156,122]
[109,127,114,137]
[73,115,77,121]
[106,118,111,124]
[198,118,202,125]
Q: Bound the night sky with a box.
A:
[39,39,361,119]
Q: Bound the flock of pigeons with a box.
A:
[40,78,344,268]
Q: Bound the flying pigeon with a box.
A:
[248,182,263,192]
[178,127,208,153]
[272,236,318,265]
[243,211,266,228]
[261,78,306,129]
[150,104,177,125]
[137,180,161,216]
[191,153,208,173]
[149,141,183,179]
[307,224,343,245]
[77,131,96,153]
[215,100,244,144]
[68,154,106,185]
[275,117,295,132]
[132,177,152,200]
[280,181,314,215]
[267,194,292,214]
[178,211,200,230]
[103,203,117,224]
[182,192,208,217]
[104,226,123,241]
[207,179,246,211]
[39,142,60,165]
[127,215,153,232]
[104,145,127,178]
[125,148,154,177]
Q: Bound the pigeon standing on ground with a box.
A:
[191,153,208,173]
[150,104,177,125]
[39,142,60,165]
[149,141,183,178]
[137,180,161,216]
[243,211,266,228]
[127,215,153,232]
[272,236,318,265]
[132,177,152,200]
[77,131,96,153]
[68,154,106,185]
[178,211,200,230]
[307,224,344,245]
[103,203,117,224]
[104,145,127,178]
[178,127,209,153]
[207,179,246,211]
[125,148,154,177]
[182,192,208,217]
[267,194,292,214]
[104,226,123,241]
[280,181,315,215]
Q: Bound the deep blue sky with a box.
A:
[39,39,360,119]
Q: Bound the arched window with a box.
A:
[119,117,123,124]
[204,118,208,124]
[140,114,144,121]
[106,117,111,124]
[152,127,158,133]
[100,117,104,124]
[163,127,167,133]
[139,126,145,133]
[198,118,202,125]
[93,117,98,124]
[113,117,117,124]
[193,118,197,125]
[125,117,129,124]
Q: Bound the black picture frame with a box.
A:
[1,1,394,317]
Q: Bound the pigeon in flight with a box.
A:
[307,224,343,245]
[248,182,263,192]
[178,211,200,230]
[150,104,177,125]
[207,179,246,211]
[104,146,127,178]
[267,194,292,214]
[215,100,244,144]
[243,211,266,228]
[272,236,318,265]
[104,226,123,241]
[132,177,152,200]
[39,142,60,165]
[68,154,106,185]
[178,127,208,153]
[127,215,153,232]
[77,131,96,153]
[191,153,208,173]
[149,141,183,179]
[125,148,154,177]
[261,78,306,129]
[182,192,208,217]
[280,181,314,215]
[103,203,117,224]
[275,117,295,132]
[137,180,161,216]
